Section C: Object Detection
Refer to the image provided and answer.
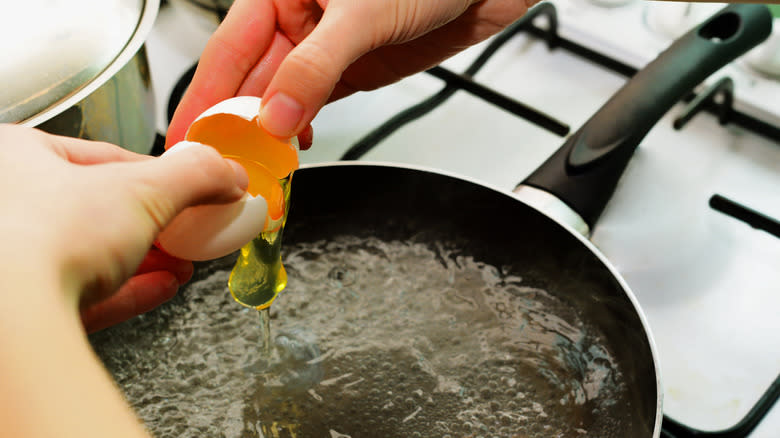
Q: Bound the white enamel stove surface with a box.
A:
[147,1,779,435]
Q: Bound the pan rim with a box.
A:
[299,159,663,437]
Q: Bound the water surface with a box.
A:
[91,236,632,437]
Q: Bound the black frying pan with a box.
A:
[90,4,772,437]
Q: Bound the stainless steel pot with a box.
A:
[1,0,160,154]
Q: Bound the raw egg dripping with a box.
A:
[226,174,292,310]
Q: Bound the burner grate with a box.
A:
[661,373,780,438]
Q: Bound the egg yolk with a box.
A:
[185,113,298,223]
[186,113,298,179]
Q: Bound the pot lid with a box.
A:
[0,0,159,125]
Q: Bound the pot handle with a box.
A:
[519,4,772,229]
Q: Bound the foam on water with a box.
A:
[91,236,633,437]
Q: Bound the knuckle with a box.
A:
[186,144,234,187]
[133,182,178,231]
[166,143,237,202]
[290,41,340,87]
[210,32,259,78]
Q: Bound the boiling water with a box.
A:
[91,236,633,437]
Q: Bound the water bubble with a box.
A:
[327,265,358,287]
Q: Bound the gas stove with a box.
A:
[146,1,779,436]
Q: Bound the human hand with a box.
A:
[167,0,533,147]
[0,124,247,321]
[79,247,193,333]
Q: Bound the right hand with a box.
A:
[167,0,533,148]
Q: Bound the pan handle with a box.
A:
[518,3,772,232]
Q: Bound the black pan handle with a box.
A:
[520,4,772,229]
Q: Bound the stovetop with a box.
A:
[147,1,779,436]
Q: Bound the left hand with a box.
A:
[79,247,193,333]
[0,125,249,438]
[0,124,247,321]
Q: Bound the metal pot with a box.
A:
[1,0,160,154]
[89,4,771,437]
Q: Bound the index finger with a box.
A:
[166,0,277,147]
[50,134,153,165]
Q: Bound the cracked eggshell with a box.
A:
[156,141,269,261]
[190,95,301,150]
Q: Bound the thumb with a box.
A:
[132,141,248,230]
[259,6,373,138]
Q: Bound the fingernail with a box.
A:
[298,125,314,151]
[226,159,249,191]
[260,92,304,137]
[173,262,194,285]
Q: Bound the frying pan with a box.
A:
[90,4,772,437]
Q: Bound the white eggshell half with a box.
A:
[192,95,263,123]
[187,95,299,149]
[156,141,269,261]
